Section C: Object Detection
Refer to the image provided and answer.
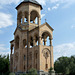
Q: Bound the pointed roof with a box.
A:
[16,0,43,9]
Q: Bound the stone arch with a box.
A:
[23,11,28,23]
[17,11,22,24]
[42,48,51,70]
[15,35,19,49]
[41,30,52,46]
[42,48,51,57]
[30,10,40,24]
[18,11,22,18]
[41,30,52,39]
[30,10,40,17]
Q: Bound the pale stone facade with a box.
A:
[10,0,54,73]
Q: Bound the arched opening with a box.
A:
[15,36,19,49]
[17,11,22,24]
[23,39,27,48]
[34,34,39,46]
[30,37,33,48]
[11,45,14,54]
[30,10,39,24]
[24,11,28,23]
[42,31,51,46]
[35,35,39,46]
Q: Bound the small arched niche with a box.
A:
[15,36,19,49]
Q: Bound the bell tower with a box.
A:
[10,0,54,74]
[16,0,42,30]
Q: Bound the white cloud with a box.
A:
[41,14,45,18]
[50,0,75,8]
[0,12,13,28]
[71,25,75,29]
[0,0,23,5]
[37,0,46,5]
[54,42,75,61]
[0,44,9,55]
[52,4,59,10]
[0,0,46,6]
[48,7,51,11]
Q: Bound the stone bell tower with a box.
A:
[10,0,54,73]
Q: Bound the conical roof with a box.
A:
[16,0,42,9]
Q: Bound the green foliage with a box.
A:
[54,55,75,75]
[27,68,38,75]
[20,74,26,75]
[49,67,54,73]
[9,73,15,75]
[0,54,10,75]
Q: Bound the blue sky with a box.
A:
[0,0,75,61]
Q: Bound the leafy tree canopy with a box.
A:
[0,54,10,75]
[54,56,75,75]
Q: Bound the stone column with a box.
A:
[49,38,52,46]
[33,38,36,46]
[38,16,41,25]
[49,38,53,68]
[38,36,41,45]
[44,38,47,45]
[28,41,30,48]
[33,19,35,23]
[22,13,25,24]
[28,12,30,25]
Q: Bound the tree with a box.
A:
[54,56,75,75]
[0,54,10,75]
[27,68,38,75]
[49,67,54,73]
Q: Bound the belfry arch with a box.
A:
[41,31,52,46]
[30,10,40,24]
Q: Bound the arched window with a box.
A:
[15,36,19,49]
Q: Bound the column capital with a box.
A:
[49,37,53,40]
[38,36,42,38]
[44,38,47,41]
